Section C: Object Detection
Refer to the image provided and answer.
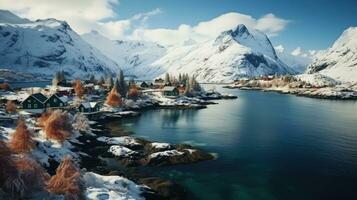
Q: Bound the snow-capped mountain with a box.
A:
[82,30,166,78]
[306,27,357,83]
[149,24,295,82]
[0,10,118,80]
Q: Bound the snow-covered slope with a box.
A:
[82,30,166,78]
[150,24,295,83]
[306,27,357,83]
[0,11,118,80]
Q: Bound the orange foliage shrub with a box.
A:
[9,117,34,154]
[47,156,83,199]
[73,79,84,98]
[128,87,139,99]
[0,82,10,90]
[105,88,122,107]
[6,100,16,114]
[15,157,50,193]
[39,110,73,142]
[37,110,52,127]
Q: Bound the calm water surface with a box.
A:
[112,85,357,200]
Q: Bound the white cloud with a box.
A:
[0,0,118,33]
[132,12,290,46]
[274,45,285,53]
[0,1,289,45]
[291,47,325,59]
[0,0,162,40]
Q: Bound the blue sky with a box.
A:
[1,0,356,53]
[114,0,357,51]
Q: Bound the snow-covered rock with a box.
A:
[0,10,118,80]
[109,145,138,158]
[306,27,357,83]
[149,150,184,159]
[150,142,172,150]
[84,172,145,200]
[97,136,141,147]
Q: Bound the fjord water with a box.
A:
[117,85,357,200]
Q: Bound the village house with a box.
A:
[140,81,149,88]
[22,93,47,109]
[162,86,179,97]
[45,94,69,108]
[78,102,101,113]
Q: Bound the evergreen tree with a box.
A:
[118,70,127,97]
[164,73,170,85]
[113,78,121,94]
[99,76,105,85]
[89,74,96,84]
[107,76,114,89]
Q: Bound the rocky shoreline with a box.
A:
[72,118,214,200]
[225,85,357,100]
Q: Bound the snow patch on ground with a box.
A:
[84,172,145,200]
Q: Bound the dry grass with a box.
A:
[105,88,122,107]
[38,110,73,142]
[47,156,83,199]
[5,100,16,114]
[9,117,34,154]
[73,79,84,98]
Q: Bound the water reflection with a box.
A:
[110,86,357,200]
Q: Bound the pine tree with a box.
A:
[118,70,127,97]
[99,76,105,85]
[107,76,114,89]
[89,74,96,84]
[164,73,170,85]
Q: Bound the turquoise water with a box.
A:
[116,86,357,200]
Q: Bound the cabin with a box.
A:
[140,81,149,88]
[78,102,101,113]
[45,94,69,108]
[162,86,179,97]
[22,93,47,109]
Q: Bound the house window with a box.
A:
[28,104,31,109]
[59,103,63,106]
[28,99,31,103]
[34,104,37,108]
[81,107,84,112]
[54,98,57,103]
[47,103,50,107]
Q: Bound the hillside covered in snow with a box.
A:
[306,27,357,83]
[149,24,295,82]
[82,30,167,79]
[0,10,119,80]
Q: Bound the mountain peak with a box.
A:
[231,24,250,37]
